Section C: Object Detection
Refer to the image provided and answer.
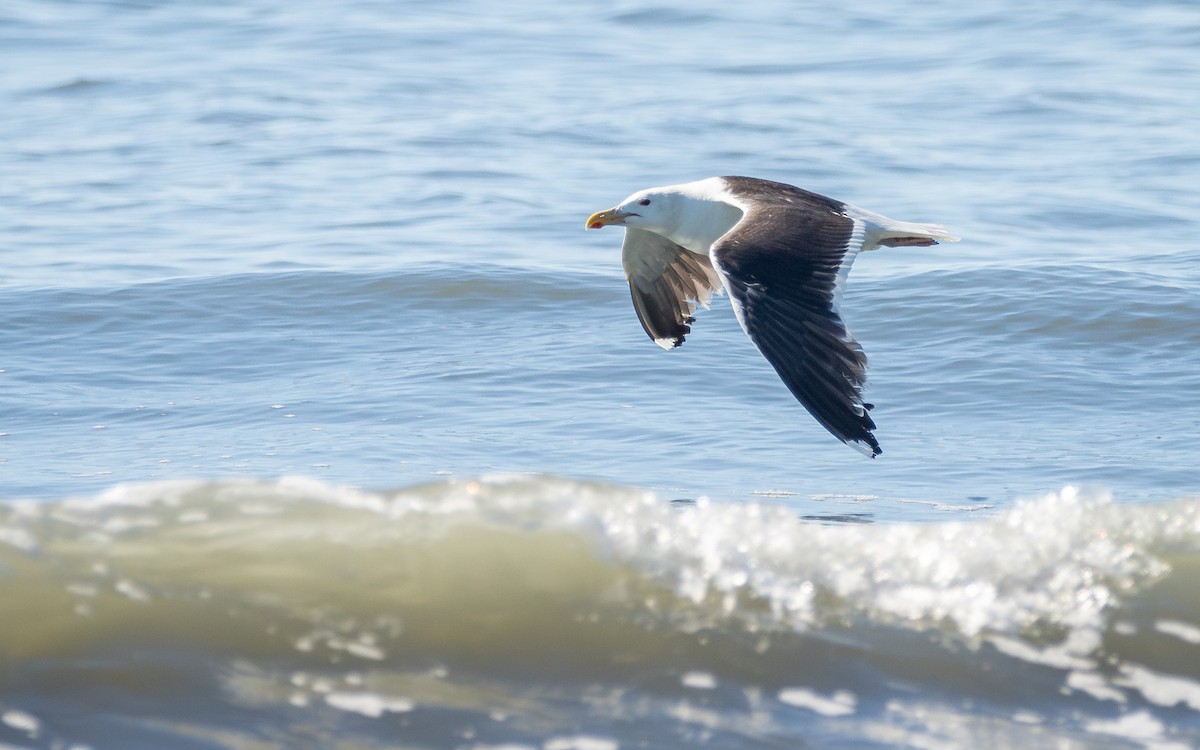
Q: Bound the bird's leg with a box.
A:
[880,236,939,247]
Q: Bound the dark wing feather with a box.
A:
[711,189,881,456]
[621,228,723,349]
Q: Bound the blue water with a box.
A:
[2,0,1199,747]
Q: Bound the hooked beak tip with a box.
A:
[585,208,627,230]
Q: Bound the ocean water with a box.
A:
[2,0,1199,748]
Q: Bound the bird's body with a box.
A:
[585,176,958,457]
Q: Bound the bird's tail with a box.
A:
[844,204,960,248]
[877,219,960,247]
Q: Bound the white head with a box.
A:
[585,178,742,253]
[585,187,685,237]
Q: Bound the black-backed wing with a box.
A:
[710,184,881,456]
[621,227,723,349]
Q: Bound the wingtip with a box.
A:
[847,435,882,458]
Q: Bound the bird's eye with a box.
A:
[638,198,651,206]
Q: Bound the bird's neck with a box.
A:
[662,198,743,254]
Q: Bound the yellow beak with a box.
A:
[585,207,631,230]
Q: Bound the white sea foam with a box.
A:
[1155,619,1200,644]
[777,688,857,716]
[324,692,414,718]
[1,709,40,737]
[1,476,1197,750]
[542,736,619,750]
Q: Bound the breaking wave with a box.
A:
[2,476,1198,748]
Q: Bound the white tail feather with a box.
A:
[843,204,960,249]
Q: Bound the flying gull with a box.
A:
[585,176,958,457]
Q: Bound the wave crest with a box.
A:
[2,477,1198,748]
